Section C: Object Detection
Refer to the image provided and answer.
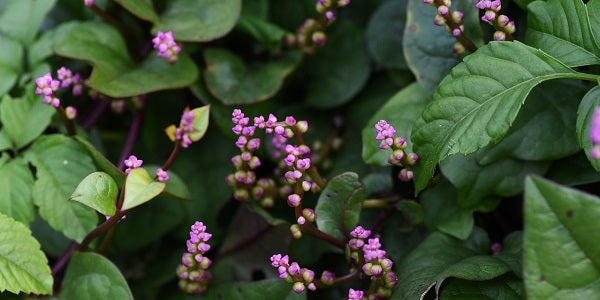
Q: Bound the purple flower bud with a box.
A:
[234,189,249,201]
[452,11,464,22]
[152,31,182,63]
[270,254,283,267]
[307,282,316,291]
[406,153,419,165]
[285,116,297,126]
[348,288,364,300]
[275,126,285,135]
[312,31,327,46]
[362,262,373,275]
[156,168,170,182]
[423,0,434,4]
[433,14,446,26]
[241,152,252,162]
[235,136,247,148]
[65,106,77,120]
[452,28,461,37]
[491,242,502,254]
[438,5,449,15]
[350,226,371,239]
[453,42,466,54]
[321,271,335,285]
[481,10,496,22]
[491,0,501,10]
[380,258,393,271]
[247,138,261,151]
[124,155,143,174]
[249,156,261,169]
[505,21,516,34]
[371,264,383,276]
[231,155,243,167]
[442,0,451,6]
[288,194,302,207]
[182,253,194,267]
[591,145,600,159]
[297,216,306,225]
[493,30,506,41]
[398,168,413,181]
[266,114,277,126]
[296,158,311,170]
[384,272,398,288]
[296,121,309,133]
[302,208,316,222]
[293,170,303,179]
[302,180,312,191]
[84,0,93,6]
[35,72,60,96]
[292,282,305,294]
[325,11,334,20]
[497,15,510,27]
[337,0,350,7]
[303,269,315,282]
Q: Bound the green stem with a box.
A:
[362,199,389,209]
[572,72,600,82]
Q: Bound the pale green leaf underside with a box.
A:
[0,212,52,295]
[122,168,165,211]
[411,41,585,193]
[70,172,118,216]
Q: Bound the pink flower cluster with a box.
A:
[35,67,84,118]
[374,120,419,182]
[152,31,181,63]
[124,155,143,175]
[348,288,365,300]
[590,107,600,159]
[348,226,398,292]
[35,73,60,107]
[176,221,213,294]
[422,0,467,54]
[475,0,515,41]
[175,110,196,148]
[270,254,316,294]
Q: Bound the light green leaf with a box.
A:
[366,0,408,69]
[121,168,165,211]
[74,136,126,188]
[70,172,118,216]
[28,22,79,68]
[54,22,198,98]
[0,0,56,46]
[144,165,190,200]
[0,131,10,151]
[204,48,302,104]
[315,172,364,240]
[524,176,600,299]
[26,135,98,243]
[61,252,132,300]
[576,86,600,171]
[0,88,55,149]
[0,212,52,295]
[421,179,475,240]
[411,41,584,194]
[114,0,158,23]
[526,0,600,67]
[0,36,22,97]
[153,0,241,42]
[362,83,428,166]
[0,157,35,225]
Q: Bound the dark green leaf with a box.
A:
[70,172,118,216]
[366,0,408,69]
[439,274,523,300]
[54,22,199,98]
[589,0,600,44]
[0,212,52,295]
[74,136,126,187]
[236,16,286,52]
[114,0,158,23]
[526,0,600,67]
[524,176,600,299]
[26,135,98,242]
[0,157,35,225]
[315,172,365,240]
[362,83,428,166]
[61,252,132,300]
[121,168,166,211]
[514,0,537,10]
[30,213,71,258]
[0,0,56,46]
[195,279,300,300]
[411,41,585,194]
[0,36,22,97]
[153,0,241,42]
[304,22,370,108]
[145,165,190,200]
[204,49,301,104]
[576,86,600,171]
[546,152,600,185]
[403,0,483,96]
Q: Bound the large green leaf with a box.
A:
[114,0,158,23]
[393,229,520,300]
[0,0,56,46]
[0,88,55,149]
[144,165,191,200]
[314,172,365,240]
[204,48,302,104]
[153,0,241,42]
[524,176,600,299]
[70,172,118,216]
[366,0,408,69]
[589,0,600,44]
[403,0,482,96]
[236,12,286,53]
[361,83,428,166]
[29,22,78,69]
[547,152,600,186]
[0,157,35,225]
[0,212,52,295]
[304,22,371,108]
[0,36,22,97]
[61,252,132,300]
[411,41,588,194]
[172,279,302,300]
[121,168,165,211]
[54,22,198,98]
[526,0,600,67]
[26,135,98,243]
[576,86,600,171]
[440,274,523,300]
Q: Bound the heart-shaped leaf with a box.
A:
[61,252,132,299]
[526,0,600,67]
[0,157,35,225]
[153,0,241,42]
[411,41,589,194]
[121,168,165,211]
[54,21,198,98]
[576,86,600,171]
[524,176,600,299]
[114,0,158,23]
[315,172,365,240]
[70,172,118,216]
[0,36,22,97]
[204,48,302,104]
[0,212,52,295]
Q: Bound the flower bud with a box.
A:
[312,31,327,46]
[505,21,516,34]
[261,197,274,208]
[398,169,414,182]
[297,216,306,225]
[423,0,434,4]
[287,194,302,207]
[405,153,419,165]
[302,208,317,222]
[296,121,309,133]
[225,174,236,187]
[320,271,335,285]
[292,282,305,294]
[442,0,451,6]
[290,224,302,239]
[453,42,466,55]
[302,269,315,282]
[493,30,506,41]
[65,106,77,119]
[302,180,312,191]
[451,11,464,23]
[380,258,393,271]
[497,15,510,27]
[284,33,296,47]
[234,189,249,202]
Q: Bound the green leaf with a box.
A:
[524,176,600,299]
[0,36,22,97]
[54,22,198,98]
[187,105,210,142]
[304,22,371,108]
[411,41,583,194]
[144,165,190,200]
[74,136,126,187]
[197,279,299,300]
[153,0,241,42]
[546,152,600,185]
[0,131,10,151]
[393,228,519,299]
[0,88,55,149]
[0,0,56,46]
[61,252,133,300]
[29,22,78,69]
[0,157,35,225]
[70,172,118,216]
[440,274,523,300]
[121,168,165,211]
[403,0,483,96]
[114,0,158,23]
[26,135,98,243]
[361,83,428,166]
[315,172,365,240]
[204,48,302,104]
[526,0,600,67]
[421,179,475,240]
[576,86,600,171]
[236,16,286,52]
[589,0,600,44]
[0,212,52,295]
[366,0,408,69]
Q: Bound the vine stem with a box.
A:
[314,270,362,288]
